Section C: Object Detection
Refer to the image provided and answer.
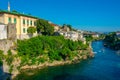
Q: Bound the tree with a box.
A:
[66,24,72,30]
[27,26,36,35]
[36,19,46,33]
[36,19,54,35]
[62,24,73,31]
[0,50,3,66]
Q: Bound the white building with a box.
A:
[0,23,7,39]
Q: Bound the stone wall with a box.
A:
[0,23,16,54]
[0,39,13,54]
[7,23,17,41]
[20,33,38,40]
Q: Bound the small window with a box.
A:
[34,21,36,26]
[8,17,11,23]
[23,19,25,24]
[27,20,29,25]
[14,18,17,24]
[23,28,26,33]
[30,20,32,25]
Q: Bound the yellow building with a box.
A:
[0,10,38,39]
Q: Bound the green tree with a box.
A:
[0,50,3,66]
[36,19,54,35]
[66,24,72,30]
[27,26,36,35]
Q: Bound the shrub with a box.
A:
[17,36,87,64]
[0,50,3,66]
[27,26,36,34]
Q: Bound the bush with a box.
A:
[17,36,87,64]
[0,50,3,66]
[37,57,46,64]
[27,27,36,34]
[5,50,14,66]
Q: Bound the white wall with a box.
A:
[0,24,7,39]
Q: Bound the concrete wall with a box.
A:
[20,33,37,40]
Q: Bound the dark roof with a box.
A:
[0,10,39,19]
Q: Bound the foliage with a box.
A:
[0,50,3,66]
[9,65,13,73]
[36,19,54,35]
[6,50,14,66]
[85,35,93,42]
[104,32,120,50]
[37,57,46,64]
[27,27,36,34]
[17,36,88,65]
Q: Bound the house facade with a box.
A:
[49,23,60,32]
[0,10,38,39]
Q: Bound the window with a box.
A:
[34,21,36,26]
[27,20,29,25]
[30,20,32,25]
[14,18,17,24]
[23,19,25,24]
[8,17,11,23]
[23,28,26,33]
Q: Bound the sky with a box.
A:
[0,0,120,32]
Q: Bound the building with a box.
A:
[92,33,99,38]
[0,23,7,39]
[67,31,79,41]
[62,25,70,32]
[50,23,60,32]
[0,3,38,39]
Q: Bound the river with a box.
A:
[2,41,120,80]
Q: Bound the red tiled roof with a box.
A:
[50,23,58,26]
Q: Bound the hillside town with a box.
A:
[1,1,120,80]
[0,4,101,42]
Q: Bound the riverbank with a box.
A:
[13,41,120,80]
[103,32,120,50]
[0,36,94,79]
[12,49,94,79]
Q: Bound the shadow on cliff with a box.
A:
[0,65,12,80]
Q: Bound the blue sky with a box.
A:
[0,0,120,32]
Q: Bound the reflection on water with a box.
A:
[13,41,120,80]
[116,50,120,56]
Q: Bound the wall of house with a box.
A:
[20,16,37,34]
[0,24,7,39]
[1,13,37,39]
[0,14,4,23]
[4,13,21,38]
